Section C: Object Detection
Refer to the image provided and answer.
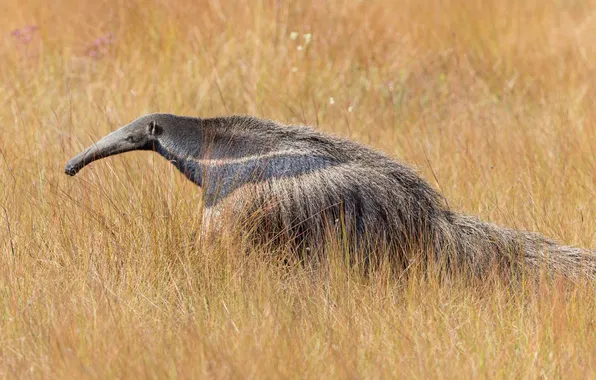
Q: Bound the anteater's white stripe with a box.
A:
[190,149,312,166]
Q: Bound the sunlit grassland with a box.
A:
[2,0,596,378]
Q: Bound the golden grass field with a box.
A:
[3,0,596,377]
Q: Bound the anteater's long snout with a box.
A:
[64,127,135,176]
[64,144,107,176]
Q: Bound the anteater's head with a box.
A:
[64,113,198,176]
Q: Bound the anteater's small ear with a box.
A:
[147,120,162,136]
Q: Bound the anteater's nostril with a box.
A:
[64,165,77,176]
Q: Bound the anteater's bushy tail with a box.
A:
[443,212,596,280]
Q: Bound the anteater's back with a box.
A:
[211,116,596,278]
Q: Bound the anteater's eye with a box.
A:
[126,136,136,143]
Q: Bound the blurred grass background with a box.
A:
[2,0,596,377]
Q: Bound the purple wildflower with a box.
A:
[84,32,115,59]
[10,24,39,45]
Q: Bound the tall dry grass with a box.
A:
[2,0,596,377]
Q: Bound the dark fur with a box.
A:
[65,113,596,279]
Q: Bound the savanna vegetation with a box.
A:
[2,0,596,378]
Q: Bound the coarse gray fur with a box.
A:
[64,113,596,279]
